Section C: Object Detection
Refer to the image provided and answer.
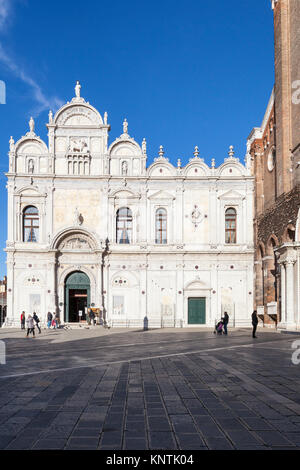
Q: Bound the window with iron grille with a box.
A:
[155,208,167,244]
[116,208,132,244]
[225,208,237,244]
[23,206,39,243]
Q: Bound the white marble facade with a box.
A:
[5,83,255,328]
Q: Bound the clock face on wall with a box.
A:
[267,147,276,172]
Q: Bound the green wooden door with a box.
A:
[65,272,91,322]
[188,298,206,325]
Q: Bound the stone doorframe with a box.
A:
[183,280,212,327]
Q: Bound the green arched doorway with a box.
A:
[65,271,91,323]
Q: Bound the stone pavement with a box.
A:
[0,326,300,450]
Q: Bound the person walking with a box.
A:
[222,312,229,335]
[252,310,258,338]
[89,309,96,326]
[47,312,53,329]
[33,312,41,334]
[52,314,57,329]
[26,315,35,338]
[21,311,26,330]
[55,312,60,329]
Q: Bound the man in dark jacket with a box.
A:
[252,310,258,338]
[33,312,41,334]
[222,312,229,335]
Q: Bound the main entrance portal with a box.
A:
[65,272,91,323]
[188,297,206,325]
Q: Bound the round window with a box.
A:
[267,147,276,172]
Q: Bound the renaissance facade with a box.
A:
[5,84,254,328]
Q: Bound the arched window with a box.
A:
[155,208,167,244]
[23,206,39,243]
[225,208,237,244]
[116,208,132,244]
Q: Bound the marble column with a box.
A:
[280,262,286,325]
[285,257,296,328]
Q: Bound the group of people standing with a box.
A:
[215,310,259,338]
[47,312,60,329]
[20,311,60,337]
[21,311,41,337]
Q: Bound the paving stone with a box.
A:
[205,437,234,450]
[193,416,224,438]
[123,438,148,450]
[255,431,296,447]
[6,437,38,450]
[101,431,122,446]
[176,433,207,450]
[268,419,300,433]
[125,420,146,431]
[33,439,67,450]
[148,417,171,431]
[0,436,15,449]
[71,427,102,437]
[149,432,178,450]
[215,417,247,431]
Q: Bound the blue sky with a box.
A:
[0,0,274,278]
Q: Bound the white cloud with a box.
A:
[0,0,11,31]
[0,0,64,115]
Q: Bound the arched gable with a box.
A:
[51,228,100,251]
[54,102,103,126]
[147,161,176,177]
[15,136,48,155]
[184,161,209,177]
[217,161,245,177]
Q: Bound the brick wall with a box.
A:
[257,185,300,245]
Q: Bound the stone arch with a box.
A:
[58,265,96,289]
[51,228,99,251]
[266,234,279,255]
[282,223,296,243]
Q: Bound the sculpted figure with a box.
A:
[28,159,34,174]
[29,117,35,133]
[75,81,81,98]
[122,161,128,176]
[9,136,15,152]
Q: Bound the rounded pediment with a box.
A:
[54,103,103,127]
[109,139,141,157]
[58,234,94,251]
[185,280,209,290]
[184,162,209,177]
[217,162,244,177]
[15,137,48,155]
[147,161,176,177]
[52,229,99,251]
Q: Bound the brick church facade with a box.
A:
[248,0,300,329]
